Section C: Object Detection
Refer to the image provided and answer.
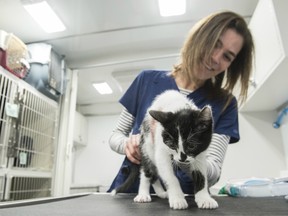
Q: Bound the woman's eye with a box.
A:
[224,54,232,62]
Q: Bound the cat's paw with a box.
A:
[157,191,168,199]
[134,194,152,203]
[168,196,188,210]
[195,196,218,209]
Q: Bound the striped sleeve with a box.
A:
[108,108,135,154]
[206,133,230,186]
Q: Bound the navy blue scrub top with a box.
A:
[108,70,240,194]
[120,70,239,143]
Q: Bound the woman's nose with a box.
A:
[211,50,221,65]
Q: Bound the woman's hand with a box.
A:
[124,134,141,164]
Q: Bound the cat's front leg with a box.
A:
[192,170,218,209]
[152,179,168,199]
[195,190,218,209]
[168,190,188,210]
[134,171,152,203]
[157,155,188,209]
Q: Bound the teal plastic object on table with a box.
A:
[224,177,288,197]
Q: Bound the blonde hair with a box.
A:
[172,11,254,110]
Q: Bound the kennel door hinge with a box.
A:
[7,125,18,158]
[6,93,23,158]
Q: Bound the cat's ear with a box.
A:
[200,105,212,120]
[149,110,174,124]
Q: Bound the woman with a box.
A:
[108,11,254,194]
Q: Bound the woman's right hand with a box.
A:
[124,134,141,164]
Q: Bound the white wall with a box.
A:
[72,115,125,192]
[214,110,287,189]
[72,110,287,192]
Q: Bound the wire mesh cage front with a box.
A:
[0,72,16,168]
[0,67,59,201]
[0,175,4,200]
[9,176,52,201]
[12,87,58,171]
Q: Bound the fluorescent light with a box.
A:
[93,82,113,95]
[158,0,186,17]
[23,0,66,33]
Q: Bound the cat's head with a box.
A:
[149,106,213,163]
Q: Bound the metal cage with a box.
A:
[0,66,59,201]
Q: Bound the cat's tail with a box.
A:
[111,164,140,196]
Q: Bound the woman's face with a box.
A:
[197,28,244,80]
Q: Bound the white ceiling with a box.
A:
[0,0,259,116]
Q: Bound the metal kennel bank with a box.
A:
[0,67,59,201]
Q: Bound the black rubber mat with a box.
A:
[0,193,287,216]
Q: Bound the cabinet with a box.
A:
[241,0,288,112]
[239,0,288,176]
[73,111,88,146]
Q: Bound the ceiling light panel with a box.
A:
[22,0,66,33]
[93,82,113,95]
[158,0,186,17]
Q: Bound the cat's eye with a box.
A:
[164,140,177,151]
[185,143,199,156]
[196,124,207,131]
[187,145,196,151]
[162,131,178,150]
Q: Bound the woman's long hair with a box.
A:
[172,11,254,110]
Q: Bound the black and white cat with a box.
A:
[112,90,218,210]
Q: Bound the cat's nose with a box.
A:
[179,152,187,162]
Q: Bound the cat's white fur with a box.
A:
[134,90,218,210]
